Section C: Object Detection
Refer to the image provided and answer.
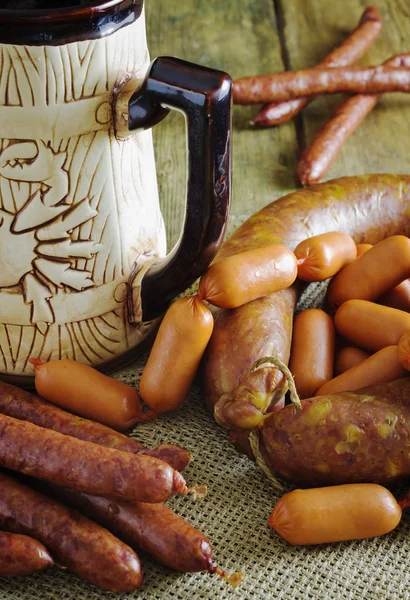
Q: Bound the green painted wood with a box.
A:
[279,0,410,181]
[145,0,300,249]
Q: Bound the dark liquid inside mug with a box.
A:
[0,0,100,8]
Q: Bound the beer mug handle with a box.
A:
[126,56,232,323]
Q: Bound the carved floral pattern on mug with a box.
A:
[0,16,165,376]
[0,139,100,330]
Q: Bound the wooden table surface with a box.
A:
[144,2,410,598]
[146,0,410,248]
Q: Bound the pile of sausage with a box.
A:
[132,174,410,548]
[232,6,410,185]
[291,233,410,398]
[192,173,410,547]
[0,379,239,591]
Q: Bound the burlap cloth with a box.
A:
[1,283,410,600]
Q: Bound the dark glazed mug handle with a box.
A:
[126,56,232,323]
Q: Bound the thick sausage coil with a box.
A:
[0,471,142,592]
[203,175,410,430]
[0,379,192,472]
[258,378,410,487]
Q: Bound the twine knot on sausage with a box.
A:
[248,356,302,492]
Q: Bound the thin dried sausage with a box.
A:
[0,379,191,472]
[0,531,53,577]
[0,471,143,591]
[251,6,382,127]
[0,413,187,503]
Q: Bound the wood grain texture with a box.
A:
[278,0,410,179]
[145,0,299,248]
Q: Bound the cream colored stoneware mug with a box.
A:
[0,0,232,384]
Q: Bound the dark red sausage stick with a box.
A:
[233,65,410,105]
[24,477,241,584]
[55,487,243,584]
[0,379,192,472]
[48,486,215,573]
[252,5,382,127]
[0,413,187,503]
[297,54,410,185]
[0,531,53,577]
[0,471,142,592]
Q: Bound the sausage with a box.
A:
[32,359,155,431]
[378,279,410,312]
[0,379,191,472]
[268,484,401,545]
[44,485,216,573]
[289,309,335,398]
[335,346,370,375]
[315,345,407,396]
[334,300,410,351]
[0,471,142,591]
[356,243,373,257]
[0,413,187,503]
[203,175,410,431]
[199,245,297,308]
[297,96,378,185]
[327,236,410,307]
[297,53,410,185]
[139,296,214,413]
[398,331,410,370]
[233,65,410,105]
[251,6,382,127]
[0,531,53,577]
[210,292,295,429]
[259,377,410,487]
[294,232,357,281]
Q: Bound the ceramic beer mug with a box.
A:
[0,0,231,384]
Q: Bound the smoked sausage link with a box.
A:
[334,299,410,351]
[335,346,370,375]
[269,484,401,545]
[0,379,191,472]
[199,245,297,307]
[294,232,357,281]
[316,345,407,395]
[328,235,410,308]
[33,359,150,431]
[289,309,335,398]
[378,279,410,312]
[140,296,214,413]
[0,531,53,577]
[0,471,142,591]
[0,413,187,503]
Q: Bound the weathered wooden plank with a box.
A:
[145,0,300,249]
[279,0,410,180]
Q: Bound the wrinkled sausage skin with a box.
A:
[0,471,143,592]
[0,531,53,577]
[203,175,410,428]
[0,413,187,503]
[260,378,410,487]
[0,379,192,472]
